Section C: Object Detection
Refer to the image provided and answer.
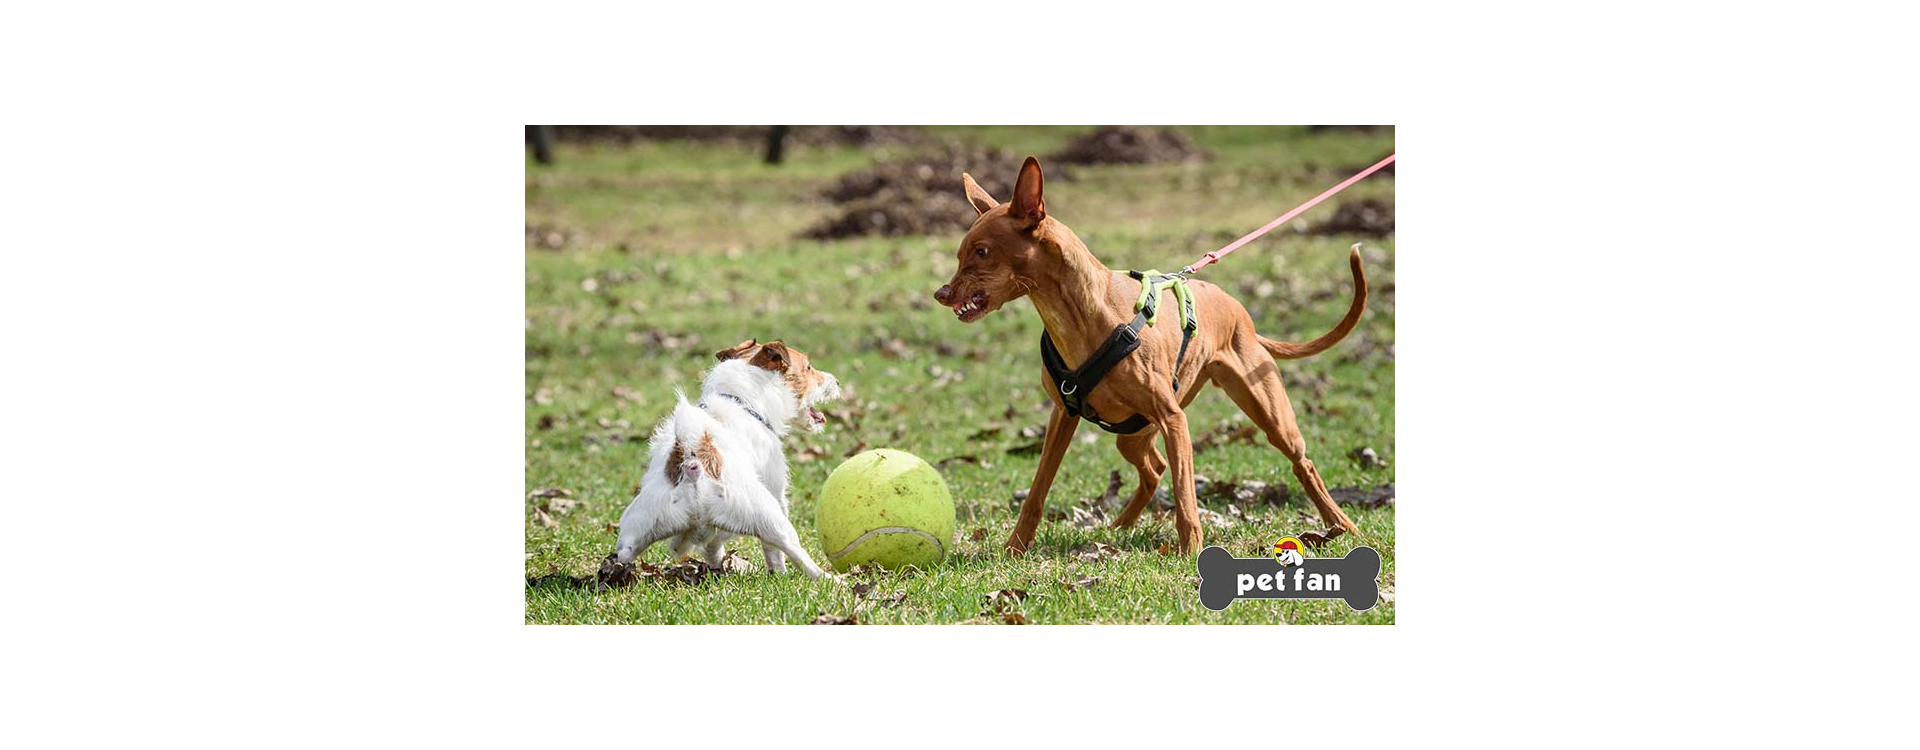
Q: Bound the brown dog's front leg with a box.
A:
[1111,431,1164,528]
[1006,404,1079,556]
[1158,410,1203,553]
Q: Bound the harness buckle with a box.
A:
[1060,381,1078,396]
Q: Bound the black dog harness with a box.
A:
[1040,270,1198,434]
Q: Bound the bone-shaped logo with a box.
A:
[1197,545,1381,611]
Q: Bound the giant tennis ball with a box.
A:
[816,449,955,572]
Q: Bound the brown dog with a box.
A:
[934,157,1366,555]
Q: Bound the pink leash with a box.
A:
[1180,153,1396,275]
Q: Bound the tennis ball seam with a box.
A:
[826,526,946,561]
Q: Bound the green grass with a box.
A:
[526,126,1394,624]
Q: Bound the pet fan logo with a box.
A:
[1272,536,1305,567]
[1198,538,1382,611]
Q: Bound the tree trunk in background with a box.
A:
[765,125,790,165]
[527,125,554,165]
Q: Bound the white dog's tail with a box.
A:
[663,396,722,486]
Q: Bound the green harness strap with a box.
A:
[1128,269,1199,392]
[1131,269,1196,331]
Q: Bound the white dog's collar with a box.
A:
[702,393,774,433]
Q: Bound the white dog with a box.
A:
[611,339,841,578]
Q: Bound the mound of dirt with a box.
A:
[551,125,924,148]
[1047,126,1207,166]
[803,144,1039,240]
[820,143,1031,204]
[804,191,981,239]
[1312,198,1395,236]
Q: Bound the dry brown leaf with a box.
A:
[531,507,558,528]
[1348,446,1388,469]
[1000,612,1030,625]
[1060,574,1101,592]
[1073,542,1120,562]
[969,528,989,543]
[1098,470,1123,509]
[1067,505,1107,529]
[935,454,981,471]
[811,613,859,625]
[966,424,1006,441]
[843,439,869,458]
[1299,527,1346,548]
[983,588,1032,613]
[527,487,572,501]
[596,554,638,588]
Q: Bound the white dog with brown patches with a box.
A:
[610,339,841,578]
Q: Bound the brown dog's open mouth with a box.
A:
[952,290,989,322]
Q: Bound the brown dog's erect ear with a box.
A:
[962,172,999,216]
[747,340,791,372]
[1010,156,1045,227]
[715,338,759,361]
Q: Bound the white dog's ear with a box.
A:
[715,338,759,361]
[748,340,791,372]
[962,172,999,216]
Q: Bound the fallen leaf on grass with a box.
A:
[1060,574,1101,592]
[1067,505,1108,529]
[531,507,558,528]
[1073,542,1121,562]
[1005,441,1042,456]
[843,439,869,458]
[812,613,859,625]
[1329,483,1395,508]
[1098,470,1123,510]
[597,554,638,588]
[527,572,592,588]
[966,424,1005,441]
[935,454,981,471]
[842,564,886,579]
[1298,527,1346,548]
[982,589,1032,614]
[527,487,572,501]
[794,445,830,463]
[1000,612,1030,625]
[1192,423,1260,454]
[1348,446,1388,469]
[1196,507,1235,529]
[969,528,989,543]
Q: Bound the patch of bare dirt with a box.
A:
[1311,198,1394,236]
[1047,126,1207,166]
[802,144,1037,240]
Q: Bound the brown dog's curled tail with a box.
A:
[1259,244,1368,360]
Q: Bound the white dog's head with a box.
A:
[710,338,841,433]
